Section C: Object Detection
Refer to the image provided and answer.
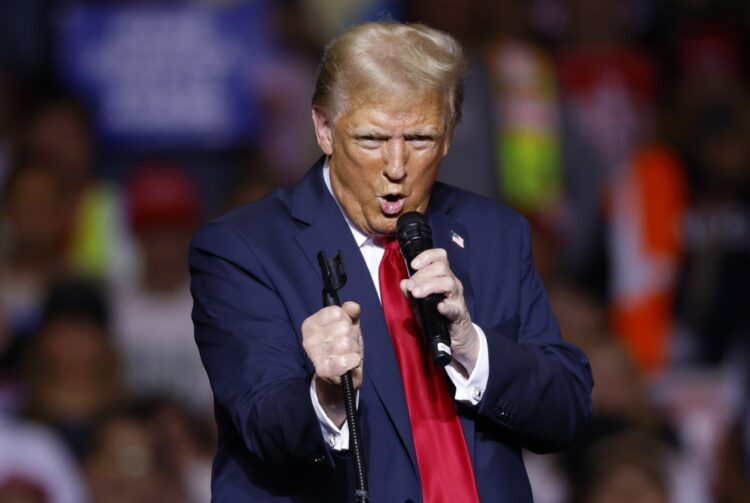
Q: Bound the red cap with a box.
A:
[126,164,201,231]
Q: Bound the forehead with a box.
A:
[337,91,447,131]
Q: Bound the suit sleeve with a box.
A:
[476,215,593,452]
[189,221,331,465]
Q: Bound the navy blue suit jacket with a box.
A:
[189,159,593,502]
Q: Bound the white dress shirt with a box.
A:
[310,162,490,449]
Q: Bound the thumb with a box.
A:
[399,279,410,298]
[341,301,361,325]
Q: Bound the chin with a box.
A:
[370,218,398,236]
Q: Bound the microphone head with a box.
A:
[396,211,427,230]
[396,211,433,262]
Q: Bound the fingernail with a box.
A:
[412,259,420,268]
[413,286,422,295]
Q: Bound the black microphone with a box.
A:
[396,211,452,367]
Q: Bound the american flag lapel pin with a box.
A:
[451,230,465,249]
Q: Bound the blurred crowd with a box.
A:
[0,0,749,502]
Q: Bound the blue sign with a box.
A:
[56,1,272,149]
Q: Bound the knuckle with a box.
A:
[318,305,338,322]
[322,358,337,377]
[324,306,343,322]
[301,316,315,333]
[332,320,351,337]
[348,353,361,368]
[337,355,351,373]
[333,337,352,353]
[302,332,319,351]
[313,360,328,377]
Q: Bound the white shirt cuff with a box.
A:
[310,377,350,450]
[445,323,489,405]
[310,324,487,449]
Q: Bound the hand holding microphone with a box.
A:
[396,212,480,374]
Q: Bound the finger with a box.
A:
[330,333,360,355]
[410,248,447,270]
[407,276,456,299]
[407,260,452,285]
[309,318,351,345]
[303,319,351,359]
[323,353,362,378]
[399,278,409,297]
[341,301,361,324]
[437,300,463,322]
[302,305,349,332]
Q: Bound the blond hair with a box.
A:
[312,22,467,132]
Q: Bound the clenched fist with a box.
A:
[302,301,363,427]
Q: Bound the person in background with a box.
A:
[21,278,124,458]
[0,415,88,503]
[141,398,214,503]
[0,161,68,338]
[0,161,70,416]
[83,405,183,503]
[112,165,212,414]
[670,24,750,366]
[565,420,673,503]
[19,95,135,282]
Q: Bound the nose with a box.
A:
[382,137,407,182]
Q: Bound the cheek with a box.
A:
[336,150,382,197]
[341,171,377,209]
[412,159,442,192]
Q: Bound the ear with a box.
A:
[441,130,453,158]
[311,106,334,156]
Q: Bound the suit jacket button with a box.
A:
[312,454,326,463]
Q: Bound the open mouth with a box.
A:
[379,194,405,216]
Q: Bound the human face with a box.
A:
[312,92,451,236]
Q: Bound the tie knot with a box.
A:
[374,235,400,251]
[383,238,400,251]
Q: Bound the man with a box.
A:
[190,22,592,502]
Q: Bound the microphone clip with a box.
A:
[317,250,346,307]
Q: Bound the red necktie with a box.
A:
[378,239,480,502]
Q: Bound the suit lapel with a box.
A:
[427,196,476,332]
[291,162,419,475]
[427,195,477,465]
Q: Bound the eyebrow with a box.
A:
[347,126,443,138]
[348,129,388,139]
[405,127,442,137]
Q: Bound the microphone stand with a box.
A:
[317,251,369,503]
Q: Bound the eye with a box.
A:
[356,135,386,149]
[406,135,436,149]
